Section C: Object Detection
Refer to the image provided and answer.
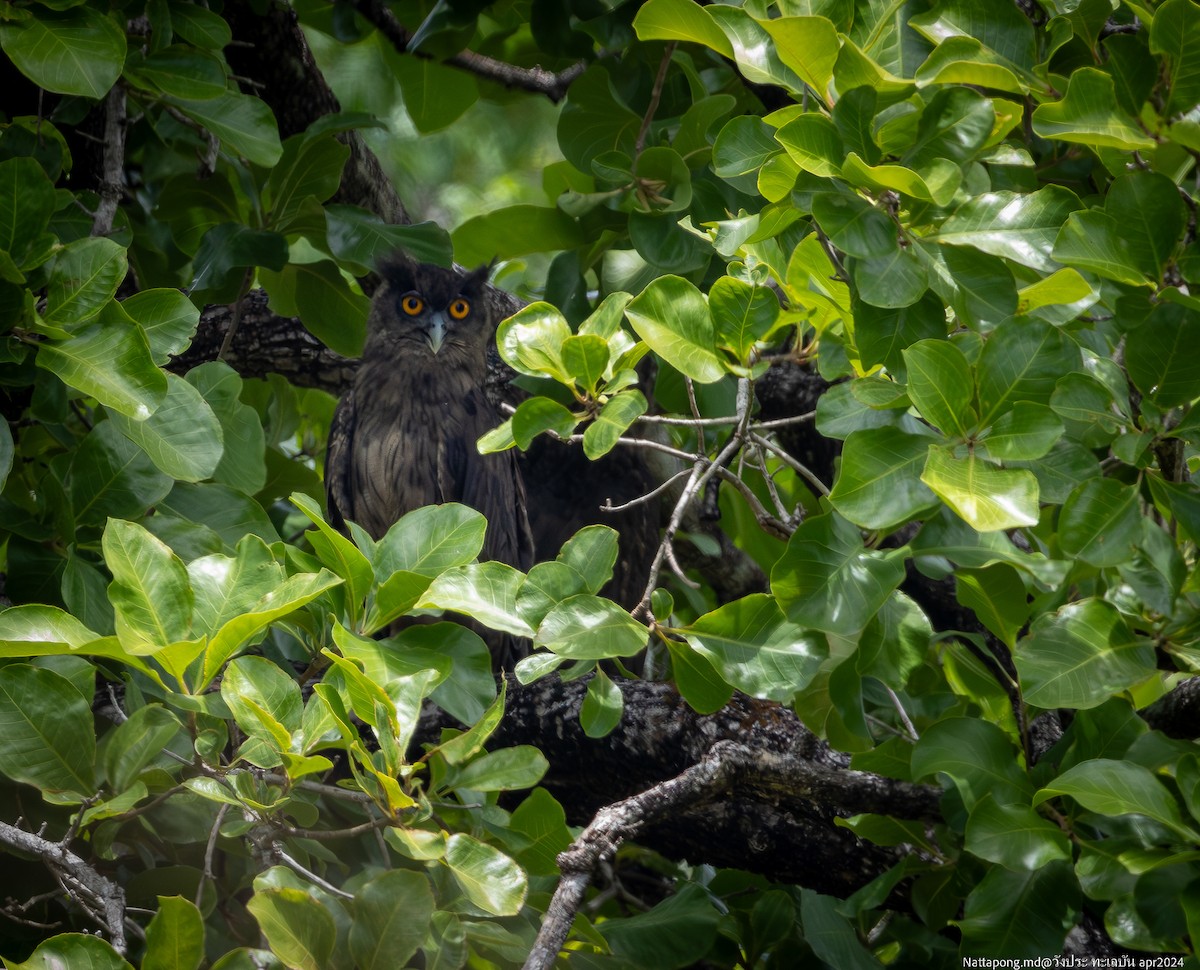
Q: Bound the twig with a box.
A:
[0,821,128,955]
[749,431,830,497]
[636,42,677,154]
[602,468,692,512]
[196,804,230,910]
[92,84,127,237]
[271,841,355,900]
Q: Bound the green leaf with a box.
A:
[975,318,1079,426]
[393,55,479,133]
[583,390,647,459]
[509,788,573,877]
[166,90,284,167]
[121,289,201,365]
[581,668,624,737]
[850,246,928,309]
[1124,302,1200,408]
[600,883,720,969]
[981,403,1064,461]
[45,236,127,326]
[921,445,1040,532]
[811,192,897,259]
[496,302,573,382]
[451,745,548,792]
[222,656,302,748]
[102,705,182,793]
[625,275,725,382]
[840,153,961,206]
[1054,210,1146,286]
[965,794,1071,871]
[556,525,620,595]
[0,6,126,98]
[264,132,349,226]
[1034,759,1199,840]
[536,594,646,659]
[419,562,534,637]
[1018,269,1095,315]
[909,0,1036,75]
[709,276,779,361]
[452,204,582,266]
[267,259,370,359]
[444,834,527,916]
[713,115,782,179]
[0,156,56,264]
[68,420,172,526]
[854,292,947,371]
[771,512,907,635]
[109,372,223,482]
[1150,0,1200,116]
[912,717,1030,809]
[829,428,939,531]
[1058,478,1141,568]
[4,934,133,970]
[246,885,336,970]
[935,187,1083,274]
[509,397,579,450]
[774,113,844,177]
[1104,171,1186,279]
[759,16,840,101]
[904,86,996,170]
[1016,600,1155,710]
[708,6,807,93]
[0,664,95,796]
[915,35,1029,93]
[187,362,265,494]
[955,563,1028,649]
[561,333,610,395]
[682,593,826,700]
[142,896,205,970]
[325,206,452,272]
[956,863,1080,958]
[103,518,193,650]
[902,339,975,437]
[1031,68,1155,150]
[632,0,733,57]
[666,640,734,715]
[800,891,880,970]
[374,503,487,579]
[350,870,434,970]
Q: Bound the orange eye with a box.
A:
[401,294,424,316]
[448,298,471,320]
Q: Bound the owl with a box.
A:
[324,256,535,661]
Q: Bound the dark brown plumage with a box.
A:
[325,256,534,666]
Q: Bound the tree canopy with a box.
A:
[1,0,1199,967]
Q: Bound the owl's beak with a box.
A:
[426,312,447,354]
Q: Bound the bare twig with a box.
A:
[0,821,128,955]
[636,41,677,155]
[271,841,355,900]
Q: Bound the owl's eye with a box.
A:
[401,294,424,316]
[448,298,471,320]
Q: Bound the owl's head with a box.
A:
[366,255,493,362]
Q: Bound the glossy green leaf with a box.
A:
[1031,68,1155,150]
[1034,759,1199,840]
[829,428,939,531]
[583,389,647,459]
[909,0,1035,74]
[1016,600,1155,710]
[246,886,335,970]
[451,745,548,792]
[811,192,897,259]
[0,6,126,98]
[1058,478,1141,567]
[0,663,95,796]
[912,717,1030,809]
[955,563,1028,648]
[957,863,1080,958]
[103,518,193,650]
[1104,171,1186,279]
[935,187,1083,273]
[682,593,825,700]
[325,206,452,272]
[1017,269,1095,314]
[420,562,533,637]
[632,0,733,57]
[581,668,624,737]
[561,333,610,395]
[187,362,265,495]
[915,35,1028,93]
[1150,0,1200,116]
[625,275,725,382]
[350,870,434,970]
[374,503,486,579]
[110,372,223,483]
[975,318,1079,426]
[854,291,947,371]
[903,339,975,437]
[760,16,840,101]
[4,934,133,970]
[44,236,127,326]
[497,302,573,382]
[771,512,907,635]
[903,86,996,170]
[1125,302,1200,407]
[444,834,527,916]
[556,525,620,595]
[601,883,721,969]
[841,152,962,206]
[508,787,573,877]
[124,45,227,101]
[510,397,580,450]
[922,446,1039,532]
[1052,210,1147,286]
[143,896,205,970]
[982,402,1063,461]
[68,420,172,525]
[850,245,929,309]
[122,289,202,365]
[452,204,582,266]
[0,156,55,265]
[774,113,843,177]
[102,705,182,793]
[264,132,349,226]
[393,55,478,133]
[707,6,806,93]
[535,594,646,659]
[166,90,284,167]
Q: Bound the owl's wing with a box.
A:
[445,389,535,571]
[324,387,357,533]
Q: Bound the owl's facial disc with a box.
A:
[425,310,447,354]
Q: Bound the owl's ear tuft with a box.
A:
[376,250,419,292]
[460,261,494,297]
